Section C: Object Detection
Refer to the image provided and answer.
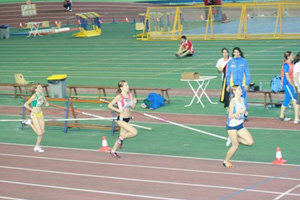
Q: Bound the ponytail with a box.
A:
[30,83,42,95]
[117,80,126,94]
[283,51,292,61]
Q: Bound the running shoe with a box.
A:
[294,119,300,124]
[21,119,31,126]
[222,161,233,168]
[34,146,45,153]
[110,151,120,158]
[226,137,231,147]
[279,116,291,121]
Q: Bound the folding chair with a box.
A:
[14,73,34,85]
[14,73,35,96]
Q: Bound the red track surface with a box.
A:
[0,143,299,200]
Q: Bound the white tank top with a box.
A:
[227,98,245,127]
[117,93,132,110]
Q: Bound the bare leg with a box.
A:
[111,129,128,152]
[31,117,44,147]
[237,128,253,146]
[224,130,239,167]
[279,105,287,119]
[40,115,45,134]
[296,104,300,121]
[29,122,39,135]
[117,121,138,139]
[292,101,299,121]
[176,46,184,56]
[111,121,138,152]
[180,50,192,58]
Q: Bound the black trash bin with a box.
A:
[0,24,10,39]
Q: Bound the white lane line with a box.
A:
[1,166,299,197]
[0,153,299,181]
[272,184,300,200]
[0,180,183,200]
[0,196,27,200]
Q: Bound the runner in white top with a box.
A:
[293,52,300,123]
[223,85,254,168]
[226,97,245,127]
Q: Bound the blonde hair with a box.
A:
[29,83,42,95]
[231,85,240,97]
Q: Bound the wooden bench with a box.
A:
[0,83,49,99]
[67,85,171,102]
[248,90,283,108]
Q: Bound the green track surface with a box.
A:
[0,114,299,164]
[0,22,299,165]
[2,23,300,89]
[0,0,155,4]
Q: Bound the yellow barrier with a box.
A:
[139,1,300,40]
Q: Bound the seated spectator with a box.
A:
[63,0,72,12]
[175,35,194,59]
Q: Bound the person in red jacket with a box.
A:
[175,35,194,59]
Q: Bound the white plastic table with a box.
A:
[181,76,217,108]
[26,22,42,37]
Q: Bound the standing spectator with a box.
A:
[216,47,231,109]
[294,52,300,124]
[63,0,72,12]
[175,35,194,59]
[279,51,298,122]
[293,52,300,123]
[226,47,250,120]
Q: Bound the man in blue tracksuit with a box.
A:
[226,47,251,109]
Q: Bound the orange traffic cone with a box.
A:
[54,20,58,27]
[272,147,287,165]
[125,17,129,23]
[99,136,112,152]
[19,22,24,29]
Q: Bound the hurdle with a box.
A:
[22,97,120,134]
[0,117,116,122]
